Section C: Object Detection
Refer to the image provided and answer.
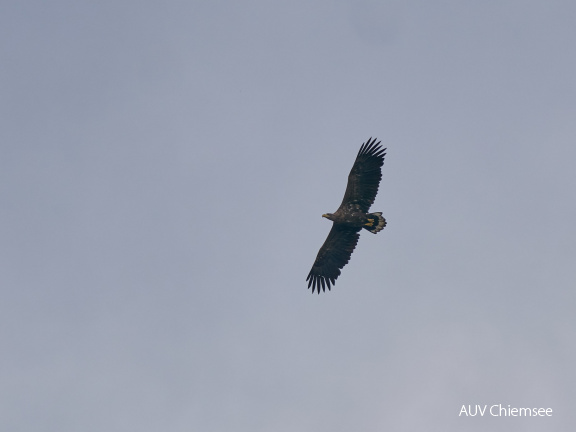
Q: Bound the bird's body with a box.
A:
[306,138,387,293]
[323,206,385,231]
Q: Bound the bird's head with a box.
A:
[322,213,335,221]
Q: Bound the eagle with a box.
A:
[306,138,387,293]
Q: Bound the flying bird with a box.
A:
[306,138,387,293]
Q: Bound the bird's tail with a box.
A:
[363,212,386,234]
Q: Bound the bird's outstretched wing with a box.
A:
[338,138,386,213]
[306,225,361,293]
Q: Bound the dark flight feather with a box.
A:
[339,138,386,213]
[306,225,360,293]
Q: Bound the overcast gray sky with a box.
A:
[2,1,576,431]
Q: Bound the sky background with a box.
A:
[2,1,576,431]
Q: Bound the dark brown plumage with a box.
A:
[306,138,387,293]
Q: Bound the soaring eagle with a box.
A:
[306,138,387,293]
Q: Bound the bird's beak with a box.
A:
[322,214,328,218]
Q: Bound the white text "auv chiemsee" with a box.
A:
[459,405,552,417]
